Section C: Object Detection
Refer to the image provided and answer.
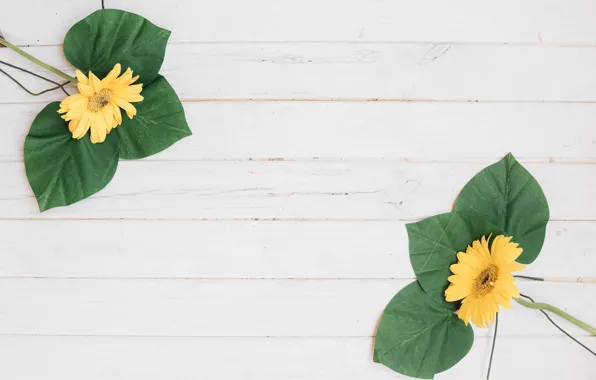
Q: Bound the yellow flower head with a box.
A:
[58,63,143,144]
[445,235,525,328]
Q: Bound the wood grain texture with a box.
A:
[0,0,99,46]
[0,220,592,279]
[3,43,596,103]
[0,279,592,337]
[113,0,596,45]
[2,102,596,162]
[4,0,596,45]
[0,336,594,379]
[1,161,594,220]
[1,1,595,378]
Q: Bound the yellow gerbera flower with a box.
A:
[58,63,143,144]
[445,235,526,328]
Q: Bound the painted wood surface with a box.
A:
[0,279,592,338]
[1,162,595,220]
[3,44,596,103]
[0,1,594,379]
[0,336,594,379]
[0,220,592,278]
[4,0,596,45]
[2,102,596,162]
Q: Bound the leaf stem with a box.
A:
[514,296,596,336]
[0,60,70,96]
[486,313,498,380]
[0,37,77,83]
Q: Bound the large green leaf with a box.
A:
[454,153,549,264]
[407,212,502,305]
[116,75,192,159]
[64,9,170,85]
[374,281,474,379]
[24,102,120,212]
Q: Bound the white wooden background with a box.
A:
[1,1,595,378]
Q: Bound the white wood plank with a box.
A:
[0,220,592,279]
[0,0,100,46]
[113,0,596,45]
[0,335,594,380]
[3,44,596,103]
[0,162,594,220]
[0,279,592,337]
[3,102,596,162]
[5,0,596,45]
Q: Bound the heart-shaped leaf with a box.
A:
[116,75,192,159]
[24,102,120,211]
[64,9,170,85]
[374,281,474,379]
[454,153,549,264]
[407,212,502,305]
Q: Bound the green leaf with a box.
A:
[374,281,474,379]
[454,153,549,264]
[64,9,170,85]
[407,212,502,305]
[24,102,120,212]
[116,75,192,159]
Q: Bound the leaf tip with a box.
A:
[504,152,518,164]
[372,349,381,363]
[37,199,52,213]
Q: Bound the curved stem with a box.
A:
[486,313,498,379]
[514,297,596,336]
[0,37,77,83]
[0,60,70,96]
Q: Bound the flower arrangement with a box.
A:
[373,153,595,379]
[0,8,191,211]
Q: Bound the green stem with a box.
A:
[514,297,596,336]
[0,37,77,83]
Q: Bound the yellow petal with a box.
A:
[501,262,526,274]
[456,251,483,271]
[495,278,520,300]
[71,111,91,139]
[491,235,523,265]
[457,298,473,325]
[90,111,108,144]
[113,84,144,102]
[89,72,103,92]
[111,102,122,126]
[116,68,134,85]
[101,105,115,133]
[120,93,144,103]
[59,95,88,122]
[480,296,496,326]
[75,70,89,85]
[445,282,473,302]
[470,237,491,263]
[480,235,491,254]
[113,97,137,119]
[449,262,476,279]
[103,63,122,84]
[68,120,77,133]
[60,93,86,107]
[78,83,95,97]
[494,290,512,309]
[447,274,474,285]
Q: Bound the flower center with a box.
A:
[475,264,498,295]
[88,89,113,112]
